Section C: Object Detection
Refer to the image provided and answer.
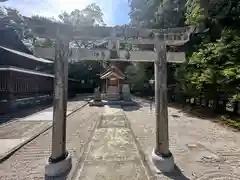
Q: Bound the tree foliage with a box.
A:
[58,3,105,27]
[129,0,186,28]
[125,63,148,93]
[129,0,240,105]
[0,3,106,88]
[0,6,35,50]
[184,0,240,101]
[186,0,240,38]
[58,3,106,85]
[184,29,240,99]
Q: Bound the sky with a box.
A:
[1,0,130,25]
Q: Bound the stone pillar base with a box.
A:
[45,153,72,177]
[151,149,174,173]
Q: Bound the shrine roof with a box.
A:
[100,71,124,79]
[101,64,124,77]
[0,46,53,64]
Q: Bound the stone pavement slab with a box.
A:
[123,97,240,180]
[99,114,127,128]
[0,95,89,161]
[79,161,147,180]
[86,128,139,162]
[75,105,151,180]
[0,105,102,180]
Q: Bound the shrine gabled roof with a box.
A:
[100,71,124,79]
[101,64,124,77]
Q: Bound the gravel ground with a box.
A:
[123,97,240,180]
[0,105,103,180]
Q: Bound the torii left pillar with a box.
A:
[45,37,72,177]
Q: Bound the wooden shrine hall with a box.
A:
[100,65,126,101]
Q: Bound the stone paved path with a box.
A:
[124,97,240,180]
[74,105,152,180]
[1,97,239,180]
[0,105,102,180]
[0,95,91,160]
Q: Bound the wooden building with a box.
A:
[100,65,127,100]
[0,28,79,114]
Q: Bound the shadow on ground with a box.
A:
[168,102,217,120]
[168,102,240,131]
[137,96,240,131]
[161,165,190,180]
[44,165,73,180]
[0,103,53,124]
[138,96,217,120]
[68,93,93,102]
[122,103,142,111]
[45,173,69,180]
[0,94,92,125]
[103,99,142,112]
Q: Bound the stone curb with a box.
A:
[0,101,89,163]
[122,109,157,180]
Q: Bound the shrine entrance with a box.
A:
[29,20,195,176]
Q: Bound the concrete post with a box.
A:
[45,37,72,177]
[152,42,174,173]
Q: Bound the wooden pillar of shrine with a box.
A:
[105,78,108,93]
[118,79,120,94]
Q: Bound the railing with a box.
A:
[0,68,80,114]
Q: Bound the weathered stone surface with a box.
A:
[78,161,148,180]
[103,105,123,115]
[86,128,139,162]
[100,115,126,128]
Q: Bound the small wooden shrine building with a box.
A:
[100,65,125,100]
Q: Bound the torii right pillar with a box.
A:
[152,41,175,172]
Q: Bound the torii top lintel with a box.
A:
[25,17,195,42]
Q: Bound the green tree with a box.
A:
[183,29,240,111]
[0,7,35,50]
[125,63,149,94]
[129,0,186,28]
[58,3,105,27]
[186,0,240,39]
[0,7,31,39]
[58,3,106,85]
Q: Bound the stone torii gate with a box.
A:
[29,22,194,176]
